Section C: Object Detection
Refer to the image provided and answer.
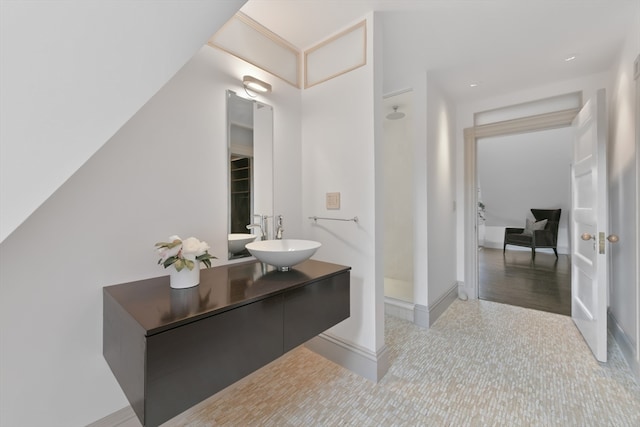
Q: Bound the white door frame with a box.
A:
[635,55,640,366]
[463,109,580,298]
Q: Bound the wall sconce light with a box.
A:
[243,75,272,95]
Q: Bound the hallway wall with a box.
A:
[425,78,457,310]
[607,22,639,377]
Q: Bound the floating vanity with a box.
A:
[103,259,350,427]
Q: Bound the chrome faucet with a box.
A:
[247,214,266,240]
[275,215,284,240]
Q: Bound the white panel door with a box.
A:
[571,89,609,362]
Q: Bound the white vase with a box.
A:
[169,255,200,289]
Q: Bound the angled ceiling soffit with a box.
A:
[304,20,367,89]
[208,14,368,90]
[208,12,301,88]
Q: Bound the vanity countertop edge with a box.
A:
[103,258,351,336]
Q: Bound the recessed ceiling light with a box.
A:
[564,55,577,62]
[469,82,480,88]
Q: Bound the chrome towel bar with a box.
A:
[308,216,359,223]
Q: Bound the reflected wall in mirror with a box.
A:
[227,90,274,259]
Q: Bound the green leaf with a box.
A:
[162,256,178,269]
[184,259,195,270]
[174,259,185,272]
[196,252,217,269]
[154,239,182,249]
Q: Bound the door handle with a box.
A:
[580,233,619,254]
[581,233,596,251]
[581,233,619,242]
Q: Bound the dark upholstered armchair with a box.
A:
[503,209,561,259]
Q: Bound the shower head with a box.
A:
[386,105,405,120]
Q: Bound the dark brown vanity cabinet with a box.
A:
[145,296,283,426]
[283,270,350,352]
[103,260,350,427]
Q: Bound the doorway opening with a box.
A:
[463,105,580,314]
[476,128,573,315]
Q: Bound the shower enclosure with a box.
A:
[383,91,414,318]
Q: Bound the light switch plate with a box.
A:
[326,192,340,210]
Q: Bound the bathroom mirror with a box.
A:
[227,90,274,259]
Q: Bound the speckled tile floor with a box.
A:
[162,300,639,426]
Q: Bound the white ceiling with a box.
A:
[241,0,638,102]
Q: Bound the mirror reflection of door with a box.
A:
[227,91,273,260]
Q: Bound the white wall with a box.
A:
[400,73,457,320]
[0,45,302,426]
[412,74,429,309]
[478,127,572,254]
[607,22,639,376]
[301,13,385,355]
[425,77,458,306]
[455,72,609,282]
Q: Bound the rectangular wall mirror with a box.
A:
[227,90,274,259]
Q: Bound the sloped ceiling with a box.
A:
[0,0,246,243]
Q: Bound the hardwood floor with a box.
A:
[478,247,571,316]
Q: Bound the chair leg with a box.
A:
[553,248,558,258]
[531,247,536,260]
[503,243,506,254]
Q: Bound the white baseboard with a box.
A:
[481,240,503,250]
[428,283,459,326]
[305,333,389,382]
[608,310,640,382]
[414,282,459,328]
[414,304,429,328]
[384,296,414,321]
[484,240,569,255]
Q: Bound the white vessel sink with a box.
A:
[228,233,258,254]
[245,239,321,271]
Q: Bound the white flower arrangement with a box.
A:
[155,235,216,271]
